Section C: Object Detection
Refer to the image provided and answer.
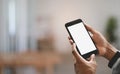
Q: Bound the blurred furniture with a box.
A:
[37,36,54,51]
[0,51,61,74]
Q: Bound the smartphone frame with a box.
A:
[65,19,98,59]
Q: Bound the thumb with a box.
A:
[90,54,95,62]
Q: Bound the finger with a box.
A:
[89,32,93,37]
[74,63,77,67]
[86,57,90,61]
[90,54,95,62]
[68,36,74,45]
[69,40,74,45]
[85,25,97,34]
[72,43,86,63]
[72,55,77,64]
[74,63,78,73]
[68,36,71,40]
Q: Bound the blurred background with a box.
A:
[0,0,120,74]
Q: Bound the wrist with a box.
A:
[103,43,117,61]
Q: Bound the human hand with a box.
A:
[85,25,117,60]
[70,42,97,74]
[85,25,108,56]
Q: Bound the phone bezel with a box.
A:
[65,19,98,59]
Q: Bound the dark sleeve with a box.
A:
[112,58,120,74]
[107,51,120,74]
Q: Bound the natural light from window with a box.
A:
[8,0,16,36]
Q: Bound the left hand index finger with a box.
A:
[72,43,86,63]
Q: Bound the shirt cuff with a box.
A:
[108,51,120,68]
[112,58,120,69]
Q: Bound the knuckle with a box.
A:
[72,50,75,54]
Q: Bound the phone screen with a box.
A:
[68,22,97,55]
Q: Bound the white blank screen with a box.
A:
[68,23,96,55]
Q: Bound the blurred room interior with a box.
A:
[0,0,120,74]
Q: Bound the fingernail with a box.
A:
[92,54,95,57]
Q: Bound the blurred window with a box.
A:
[8,0,16,36]
[8,0,16,52]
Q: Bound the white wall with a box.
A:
[0,0,9,52]
[32,0,120,53]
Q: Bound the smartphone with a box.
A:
[65,19,98,59]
